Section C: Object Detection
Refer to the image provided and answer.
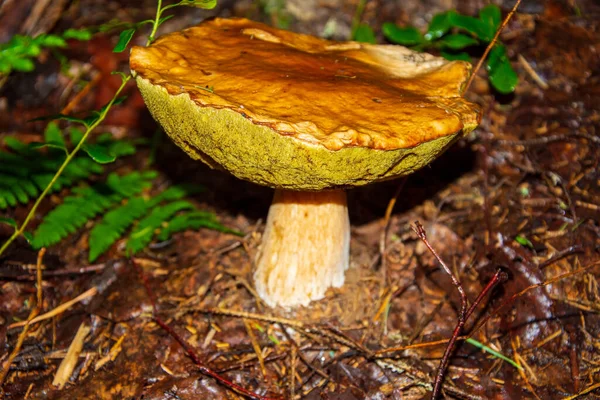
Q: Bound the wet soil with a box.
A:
[1,0,599,399]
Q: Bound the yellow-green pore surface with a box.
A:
[130,18,481,190]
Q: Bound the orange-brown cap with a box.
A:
[130,18,481,190]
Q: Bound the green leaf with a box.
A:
[0,59,11,74]
[489,57,518,94]
[479,5,502,33]
[150,184,203,205]
[63,28,93,41]
[113,29,135,53]
[88,197,150,262]
[0,188,17,207]
[514,235,533,249]
[382,23,424,46]
[126,200,196,254]
[0,217,17,229]
[39,35,67,47]
[43,122,66,147]
[185,0,217,9]
[88,183,203,261]
[10,57,35,72]
[353,24,376,44]
[157,211,242,242]
[437,33,479,50]
[448,13,491,41]
[28,141,68,154]
[487,45,518,94]
[32,172,153,248]
[441,51,471,62]
[425,12,452,41]
[82,143,116,164]
[69,127,85,145]
[4,137,35,156]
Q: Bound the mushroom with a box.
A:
[129,18,480,308]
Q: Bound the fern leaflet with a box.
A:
[31,171,156,248]
[0,123,136,209]
[87,184,193,262]
[125,200,196,255]
[156,211,242,241]
[88,197,149,262]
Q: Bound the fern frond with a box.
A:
[88,197,149,262]
[31,171,154,249]
[148,184,203,205]
[126,200,196,255]
[156,211,240,242]
[0,127,136,209]
[87,184,201,261]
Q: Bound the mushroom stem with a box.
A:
[254,189,350,308]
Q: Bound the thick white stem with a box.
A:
[254,189,350,308]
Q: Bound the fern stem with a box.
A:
[148,0,163,44]
[0,77,131,257]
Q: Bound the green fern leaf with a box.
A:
[0,188,16,207]
[126,200,195,255]
[156,210,240,242]
[88,197,150,262]
[31,171,154,249]
[0,131,137,209]
[44,122,66,146]
[87,184,201,261]
[149,184,203,205]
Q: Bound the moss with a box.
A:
[136,76,473,191]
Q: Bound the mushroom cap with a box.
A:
[130,18,481,190]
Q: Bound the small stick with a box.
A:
[243,319,267,379]
[8,287,98,329]
[463,0,523,95]
[52,322,90,389]
[0,263,107,281]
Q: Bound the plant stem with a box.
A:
[148,0,163,43]
[462,0,522,95]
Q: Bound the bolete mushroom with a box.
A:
[130,18,480,308]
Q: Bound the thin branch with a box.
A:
[463,0,523,95]
[0,263,107,281]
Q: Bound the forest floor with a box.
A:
[1,0,600,399]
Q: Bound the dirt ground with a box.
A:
[1,0,600,399]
